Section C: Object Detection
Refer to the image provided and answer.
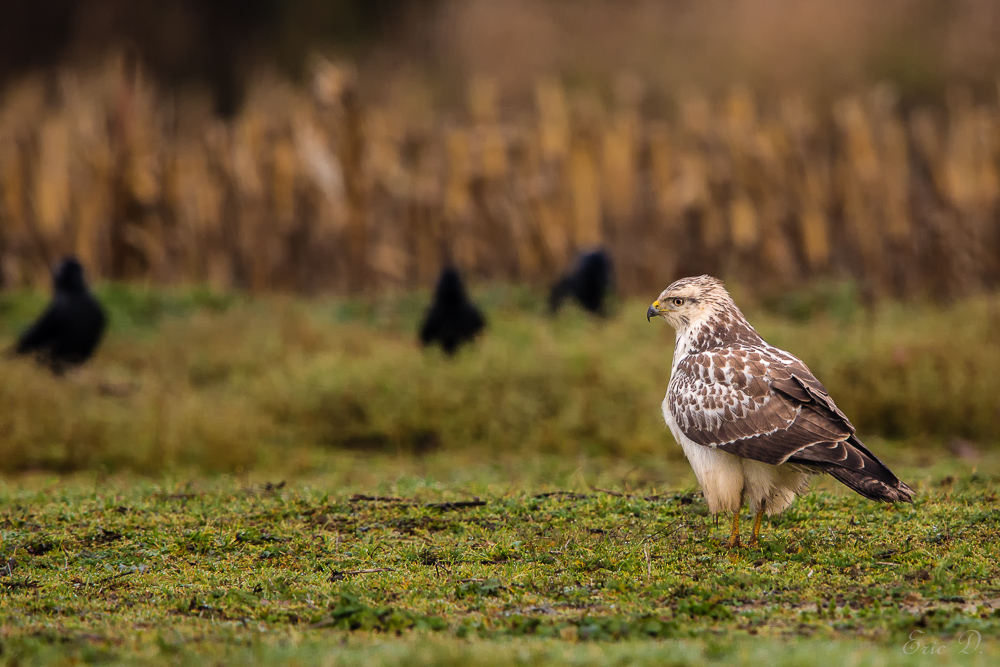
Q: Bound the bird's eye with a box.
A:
[672,298,685,307]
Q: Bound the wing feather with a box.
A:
[668,345,913,502]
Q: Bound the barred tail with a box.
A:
[825,466,914,503]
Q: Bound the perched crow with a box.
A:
[549,249,613,316]
[419,268,485,356]
[15,257,107,374]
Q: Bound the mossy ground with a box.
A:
[3,458,1000,665]
[2,283,1000,664]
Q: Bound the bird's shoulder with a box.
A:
[668,341,854,447]
[671,342,803,390]
[673,341,839,403]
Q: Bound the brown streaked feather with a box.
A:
[669,347,914,502]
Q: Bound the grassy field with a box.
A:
[3,461,1000,665]
[0,282,999,474]
[2,283,1000,664]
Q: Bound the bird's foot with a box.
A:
[726,535,742,549]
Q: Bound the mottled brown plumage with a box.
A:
[648,275,913,547]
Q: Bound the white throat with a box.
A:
[671,322,700,373]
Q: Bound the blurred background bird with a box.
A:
[419,267,485,356]
[549,250,614,317]
[14,257,107,375]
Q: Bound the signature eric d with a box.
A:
[903,630,982,655]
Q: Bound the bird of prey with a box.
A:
[15,256,107,374]
[549,249,613,317]
[419,267,485,356]
[646,275,913,548]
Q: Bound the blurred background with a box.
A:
[1,0,1000,475]
[2,0,1000,297]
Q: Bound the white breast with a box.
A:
[662,393,744,514]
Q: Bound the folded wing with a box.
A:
[669,347,913,502]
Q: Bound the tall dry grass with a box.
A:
[1,54,1000,298]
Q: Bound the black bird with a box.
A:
[419,268,485,356]
[549,249,613,316]
[15,257,107,374]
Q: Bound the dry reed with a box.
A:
[1,55,999,299]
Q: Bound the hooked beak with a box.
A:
[646,301,661,322]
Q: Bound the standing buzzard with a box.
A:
[647,275,912,547]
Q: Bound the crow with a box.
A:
[549,249,613,316]
[419,267,485,356]
[15,257,107,374]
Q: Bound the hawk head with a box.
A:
[646,275,735,331]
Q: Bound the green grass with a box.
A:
[2,283,1000,664]
[2,461,1000,665]
[0,283,998,473]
